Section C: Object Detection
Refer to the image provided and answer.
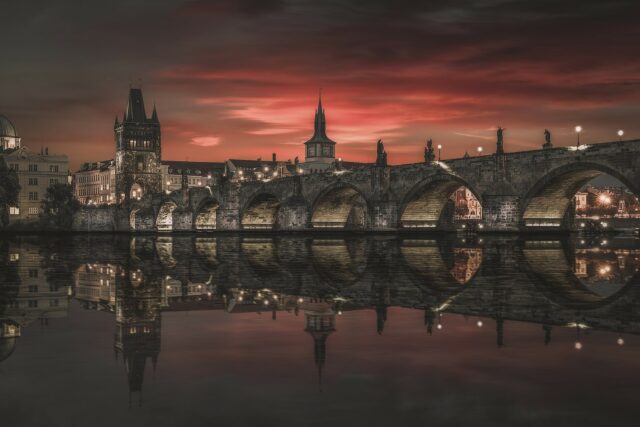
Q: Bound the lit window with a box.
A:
[9,206,19,215]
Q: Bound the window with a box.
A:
[28,285,38,293]
[9,253,19,261]
[28,269,38,278]
[50,178,59,186]
[9,206,19,215]
[28,300,38,308]
[28,207,40,215]
[9,163,18,171]
[49,299,59,307]
[28,192,38,201]
[28,177,38,185]
[49,165,59,172]
[28,164,38,172]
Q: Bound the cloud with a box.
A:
[190,136,221,147]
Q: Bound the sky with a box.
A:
[1,0,639,170]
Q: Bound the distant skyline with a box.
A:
[1,0,639,170]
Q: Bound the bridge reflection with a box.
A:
[2,234,640,403]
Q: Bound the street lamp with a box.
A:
[618,129,624,141]
[437,144,442,161]
[477,146,483,156]
[575,125,582,147]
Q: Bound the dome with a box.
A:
[0,115,18,138]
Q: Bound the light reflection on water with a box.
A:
[1,234,640,426]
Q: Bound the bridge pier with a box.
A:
[481,195,520,231]
[370,201,398,231]
[277,200,308,230]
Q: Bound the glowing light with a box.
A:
[437,144,442,149]
[477,320,483,327]
[618,129,624,138]
[575,125,582,133]
[437,324,443,330]
[574,342,583,350]
[617,337,625,346]
[477,146,483,154]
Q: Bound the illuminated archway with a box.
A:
[156,202,177,232]
[129,208,139,231]
[130,182,144,201]
[311,185,368,229]
[522,163,640,228]
[195,200,219,230]
[241,193,280,230]
[401,176,482,229]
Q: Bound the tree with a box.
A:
[0,157,20,227]
[40,183,80,230]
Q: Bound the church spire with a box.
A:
[313,90,327,140]
[151,103,159,123]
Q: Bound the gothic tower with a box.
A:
[303,94,336,173]
[114,88,161,203]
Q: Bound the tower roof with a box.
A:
[124,88,152,123]
[304,94,336,146]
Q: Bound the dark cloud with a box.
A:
[0,0,639,168]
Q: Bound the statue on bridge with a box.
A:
[424,138,435,163]
[543,129,553,149]
[376,139,388,166]
[496,127,505,154]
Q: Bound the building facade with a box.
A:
[74,160,116,205]
[0,115,69,224]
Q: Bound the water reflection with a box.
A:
[2,234,640,412]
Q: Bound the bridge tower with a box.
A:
[303,94,337,173]
[114,88,162,203]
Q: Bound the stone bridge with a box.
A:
[74,139,640,232]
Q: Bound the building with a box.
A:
[225,154,298,182]
[452,187,482,220]
[0,115,69,224]
[161,161,225,193]
[73,160,116,205]
[302,96,338,173]
[114,88,162,202]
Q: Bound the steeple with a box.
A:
[114,115,119,128]
[313,92,327,140]
[151,104,159,123]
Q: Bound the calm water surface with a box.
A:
[1,233,640,426]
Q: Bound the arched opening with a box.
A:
[129,208,139,231]
[401,177,482,229]
[522,164,640,229]
[130,182,144,201]
[156,202,177,232]
[311,239,367,288]
[241,193,280,230]
[522,239,640,308]
[311,186,368,229]
[195,200,219,231]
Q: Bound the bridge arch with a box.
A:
[521,162,640,227]
[310,183,369,229]
[194,199,219,231]
[156,201,178,232]
[522,241,640,309]
[400,174,482,229]
[241,192,281,230]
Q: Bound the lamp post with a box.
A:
[437,144,442,161]
[618,129,624,141]
[575,125,582,147]
[477,146,483,156]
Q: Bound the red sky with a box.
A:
[1,0,640,170]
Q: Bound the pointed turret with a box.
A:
[114,115,119,128]
[151,104,159,123]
